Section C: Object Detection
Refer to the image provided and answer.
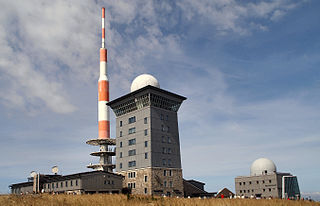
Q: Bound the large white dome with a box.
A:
[130,74,160,92]
[250,158,277,176]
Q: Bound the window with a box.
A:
[128,138,136,145]
[128,149,136,156]
[243,182,246,185]
[263,180,265,184]
[44,184,46,189]
[120,141,122,148]
[52,183,54,189]
[249,181,251,184]
[120,152,122,158]
[169,170,172,176]
[269,188,271,192]
[144,176,148,182]
[56,182,59,188]
[247,190,250,193]
[164,170,167,176]
[133,183,136,188]
[162,159,166,166]
[161,125,165,132]
[269,180,272,183]
[252,189,254,192]
[167,137,171,143]
[120,131,122,137]
[162,147,166,154]
[120,121,122,127]
[144,141,148,147]
[61,182,63,187]
[169,181,173,188]
[164,181,167,187]
[167,148,172,154]
[239,182,242,185]
[240,190,242,193]
[76,180,78,186]
[112,180,114,185]
[168,159,172,166]
[128,127,136,134]
[70,180,73,186]
[144,188,148,194]
[65,181,68,187]
[257,181,259,184]
[128,161,136,167]
[161,114,164,120]
[167,126,170,133]
[263,189,265,192]
[144,129,148,136]
[144,117,147,124]
[104,180,107,185]
[128,116,136,124]
[145,152,148,159]
[166,115,168,121]
[162,136,166,143]
[120,163,122,169]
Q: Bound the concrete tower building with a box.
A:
[108,74,186,196]
[235,158,300,199]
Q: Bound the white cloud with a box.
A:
[177,0,303,34]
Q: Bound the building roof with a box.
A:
[10,171,123,188]
[107,85,186,107]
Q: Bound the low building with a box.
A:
[183,179,216,198]
[216,188,234,198]
[235,158,300,199]
[10,171,124,194]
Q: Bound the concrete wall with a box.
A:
[44,179,82,193]
[116,106,151,171]
[118,167,183,197]
[150,107,182,169]
[235,174,280,198]
[82,172,122,193]
[11,185,33,194]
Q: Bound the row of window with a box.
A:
[120,117,148,127]
[120,128,148,136]
[239,188,274,193]
[162,159,172,166]
[119,140,148,148]
[160,114,169,121]
[128,172,136,178]
[119,156,171,168]
[162,147,172,154]
[103,180,114,185]
[163,181,173,188]
[161,125,170,133]
[239,180,272,186]
[44,179,78,189]
[163,170,173,176]
[162,136,172,144]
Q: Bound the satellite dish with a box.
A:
[51,166,59,174]
[30,171,37,178]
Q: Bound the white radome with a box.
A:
[130,74,160,92]
[250,158,277,176]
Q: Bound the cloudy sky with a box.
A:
[0,0,319,198]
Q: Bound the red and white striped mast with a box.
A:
[98,7,110,140]
[86,7,115,172]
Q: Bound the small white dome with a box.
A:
[250,158,277,176]
[130,74,160,92]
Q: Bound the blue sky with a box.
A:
[0,0,319,199]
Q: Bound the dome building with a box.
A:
[235,158,300,199]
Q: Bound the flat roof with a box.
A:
[107,85,186,106]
